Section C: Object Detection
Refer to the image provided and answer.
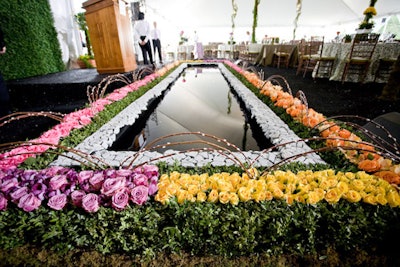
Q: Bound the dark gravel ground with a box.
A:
[0,64,399,145]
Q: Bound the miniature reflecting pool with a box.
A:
[110,66,271,152]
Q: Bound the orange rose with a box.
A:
[358,159,381,172]
[373,171,400,185]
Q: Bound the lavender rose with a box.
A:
[71,190,86,207]
[111,190,129,211]
[49,174,68,191]
[133,173,149,186]
[148,179,158,195]
[10,186,29,202]
[77,170,94,184]
[143,164,159,178]
[18,193,41,212]
[89,172,105,191]
[130,185,149,205]
[0,193,8,211]
[0,178,19,193]
[48,194,67,210]
[101,177,126,196]
[82,193,100,213]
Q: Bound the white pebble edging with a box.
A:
[51,63,326,168]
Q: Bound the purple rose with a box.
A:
[0,193,8,211]
[49,174,68,191]
[101,177,126,196]
[31,182,48,200]
[48,194,67,210]
[116,169,133,177]
[143,165,159,178]
[10,186,29,202]
[130,185,149,205]
[1,178,19,193]
[148,179,158,195]
[133,174,149,186]
[82,193,100,213]
[78,170,93,184]
[44,166,67,176]
[71,190,86,207]
[111,190,129,211]
[18,193,41,212]
[89,172,105,191]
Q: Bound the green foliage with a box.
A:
[0,0,65,80]
[1,199,399,262]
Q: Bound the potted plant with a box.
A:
[75,12,95,68]
[343,34,352,43]
[78,54,96,68]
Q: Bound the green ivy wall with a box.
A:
[0,0,65,80]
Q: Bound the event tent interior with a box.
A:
[61,0,400,66]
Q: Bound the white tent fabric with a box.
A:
[142,0,400,45]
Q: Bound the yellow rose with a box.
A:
[363,194,377,205]
[325,188,342,204]
[219,191,231,204]
[166,183,179,197]
[154,191,170,205]
[169,171,181,181]
[350,180,365,191]
[318,179,331,190]
[336,181,349,194]
[187,184,199,196]
[238,186,252,201]
[197,191,207,202]
[252,191,267,202]
[286,194,294,205]
[344,190,362,203]
[306,191,322,205]
[207,189,219,203]
[375,194,388,205]
[228,173,241,189]
[217,179,234,192]
[176,189,189,204]
[264,191,274,201]
[229,192,239,205]
[387,191,400,207]
[293,194,306,204]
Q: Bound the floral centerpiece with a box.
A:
[358,0,378,30]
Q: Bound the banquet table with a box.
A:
[314,42,400,83]
[254,44,299,67]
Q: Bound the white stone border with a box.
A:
[52,63,325,168]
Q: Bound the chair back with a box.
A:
[308,36,324,57]
[349,33,380,59]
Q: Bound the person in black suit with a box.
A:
[133,12,154,65]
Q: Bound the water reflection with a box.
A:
[111,67,262,152]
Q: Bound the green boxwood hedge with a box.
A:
[0,0,64,80]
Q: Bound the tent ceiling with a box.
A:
[144,0,400,29]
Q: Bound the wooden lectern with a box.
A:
[82,0,137,74]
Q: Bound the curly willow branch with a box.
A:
[86,74,132,104]
[265,74,292,95]
[0,141,111,170]
[0,111,64,128]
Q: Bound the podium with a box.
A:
[83,0,137,74]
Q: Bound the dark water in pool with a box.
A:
[110,66,271,152]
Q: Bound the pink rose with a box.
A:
[101,177,126,196]
[10,186,29,202]
[49,174,68,191]
[71,190,86,207]
[78,170,93,184]
[0,193,8,211]
[133,174,149,186]
[130,185,149,206]
[82,193,100,213]
[48,194,67,210]
[18,193,41,212]
[89,172,105,190]
[111,190,129,211]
